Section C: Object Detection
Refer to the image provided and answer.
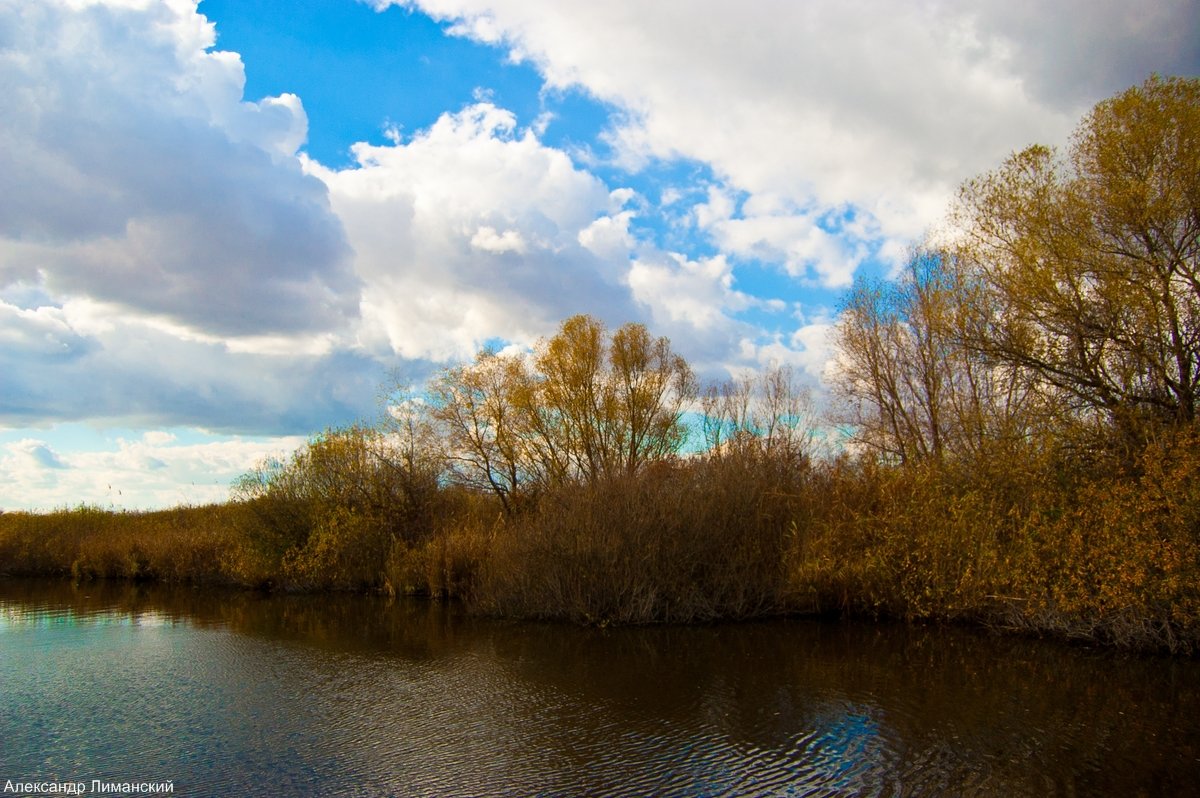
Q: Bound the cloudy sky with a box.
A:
[2,0,1197,510]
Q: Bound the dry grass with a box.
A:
[0,504,249,585]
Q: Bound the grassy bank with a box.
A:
[3,427,1198,654]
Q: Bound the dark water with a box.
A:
[0,580,1197,797]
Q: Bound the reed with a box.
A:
[0,504,248,585]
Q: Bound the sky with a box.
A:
[2,0,1197,511]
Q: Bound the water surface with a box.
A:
[1,579,1197,796]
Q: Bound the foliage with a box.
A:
[1009,427,1200,648]
[232,424,443,589]
[952,75,1200,446]
[428,314,696,512]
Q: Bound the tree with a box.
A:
[701,364,816,466]
[953,75,1200,442]
[232,424,441,587]
[376,384,447,523]
[831,248,1038,463]
[428,315,696,509]
[533,316,697,480]
[427,349,531,515]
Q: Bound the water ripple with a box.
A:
[2,584,1199,796]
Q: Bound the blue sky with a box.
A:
[1,0,1197,510]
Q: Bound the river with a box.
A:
[1,579,1197,796]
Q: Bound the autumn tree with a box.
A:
[831,248,1038,463]
[429,315,696,510]
[427,349,531,515]
[953,75,1200,442]
[232,424,442,587]
[532,315,696,481]
[233,425,407,540]
[376,386,448,521]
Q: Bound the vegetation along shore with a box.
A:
[3,77,1198,654]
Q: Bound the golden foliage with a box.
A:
[428,314,696,512]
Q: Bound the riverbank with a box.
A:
[3,426,1198,655]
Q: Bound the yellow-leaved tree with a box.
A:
[953,75,1200,446]
[833,76,1199,462]
[429,315,696,512]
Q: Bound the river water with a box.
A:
[0,579,1197,797]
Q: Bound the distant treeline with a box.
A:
[2,76,1198,654]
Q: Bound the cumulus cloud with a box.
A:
[626,250,787,376]
[380,0,1197,273]
[313,102,647,361]
[692,188,867,289]
[0,293,383,434]
[0,0,358,337]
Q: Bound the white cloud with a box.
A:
[0,432,307,511]
[704,320,837,400]
[313,102,646,361]
[0,0,357,337]
[0,301,96,359]
[0,294,383,434]
[383,0,1197,274]
[470,226,527,254]
[629,252,747,329]
[788,320,838,386]
[0,0,382,451]
[627,251,773,375]
[695,202,865,289]
[9,439,70,471]
[142,431,177,446]
[577,211,635,261]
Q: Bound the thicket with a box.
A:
[2,77,1198,653]
[819,75,1200,652]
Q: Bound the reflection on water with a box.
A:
[1,579,1197,796]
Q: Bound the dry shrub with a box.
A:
[385,520,491,599]
[475,453,805,624]
[231,424,443,590]
[787,459,1020,620]
[788,429,1200,653]
[1005,428,1200,652]
[384,488,499,599]
[278,506,392,591]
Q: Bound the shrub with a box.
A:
[476,452,806,624]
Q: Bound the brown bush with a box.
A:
[473,452,806,624]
